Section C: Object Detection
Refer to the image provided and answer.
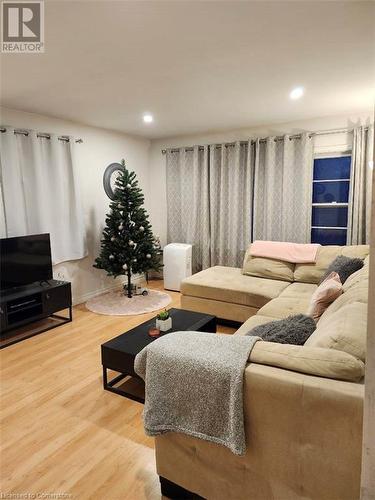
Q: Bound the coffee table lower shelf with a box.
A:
[103,366,145,403]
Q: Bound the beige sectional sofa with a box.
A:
[156,244,370,500]
[181,244,369,322]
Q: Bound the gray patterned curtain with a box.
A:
[166,134,313,272]
[166,146,210,272]
[253,133,313,243]
[209,141,254,267]
[166,141,254,271]
[347,125,374,245]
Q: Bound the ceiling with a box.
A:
[1,1,374,139]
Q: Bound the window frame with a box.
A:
[311,151,352,245]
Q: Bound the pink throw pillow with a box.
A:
[307,272,343,322]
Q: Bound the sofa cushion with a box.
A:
[305,302,367,361]
[343,255,369,292]
[294,245,370,284]
[257,282,317,319]
[294,246,342,284]
[249,341,365,381]
[257,296,312,319]
[181,266,290,309]
[242,245,295,282]
[235,314,280,336]
[318,261,369,322]
[278,282,318,299]
[341,245,370,260]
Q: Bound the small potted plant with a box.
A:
[156,309,172,332]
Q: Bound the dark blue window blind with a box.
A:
[311,155,351,245]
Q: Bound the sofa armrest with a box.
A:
[250,341,364,381]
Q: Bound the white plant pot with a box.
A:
[156,317,172,332]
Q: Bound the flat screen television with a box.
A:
[0,234,53,291]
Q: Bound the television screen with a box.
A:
[0,234,53,290]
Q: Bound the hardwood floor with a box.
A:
[0,281,235,499]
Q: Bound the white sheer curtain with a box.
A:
[253,133,313,243]
[0,128,87,264]
[347,124,374,245]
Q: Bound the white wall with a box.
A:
[0,107,151,304]
[1,107,373,304]
[148,112,373,245]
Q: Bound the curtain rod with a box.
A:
[161,127,359,154]
[0,127,83,143]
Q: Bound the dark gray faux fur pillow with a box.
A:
[245,314,316,345]
[320,255,364,284]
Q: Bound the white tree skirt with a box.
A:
[85,289,172,316]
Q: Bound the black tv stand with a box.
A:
[0,280,72,349]
[39,279,51,287]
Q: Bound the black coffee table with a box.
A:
[101,308,216,403]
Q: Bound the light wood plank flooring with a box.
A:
[0,281,235,499]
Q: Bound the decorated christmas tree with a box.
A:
[94,160,160,298]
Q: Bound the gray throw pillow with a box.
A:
[320,255,364,284]
[245,314,316,345]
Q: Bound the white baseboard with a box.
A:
[73,274,144,306]
[73,282,123,306]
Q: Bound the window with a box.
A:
[311,155,351,245]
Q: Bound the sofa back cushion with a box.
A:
[250,341,365,381]
[242,245,295,282]
[304,258,369,361]
[343,255,370,292]
[294,245,369,284]
[304,301,367,361]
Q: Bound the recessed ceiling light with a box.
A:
[143,113,153,123]
[289,87,304,100]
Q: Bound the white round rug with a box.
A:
[86,289,172,316]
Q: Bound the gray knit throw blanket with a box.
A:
[134,331,259,455]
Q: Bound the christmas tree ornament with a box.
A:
[94,158,161,298]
